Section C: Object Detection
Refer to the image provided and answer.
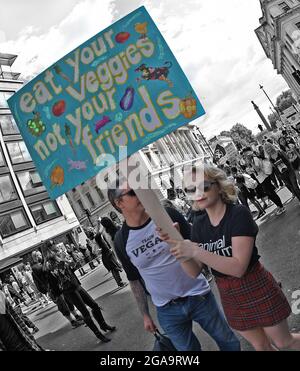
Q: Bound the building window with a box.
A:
[278,2,290,11]
[0,149,5,167]
[145,152,154,167]
[286,32,295,45]
[95,187,105,202]
[0,174,18,203]
[77,199,85,213]
[0,115,19,135]
[0,91,13,109]
[30,201,61,225]
[0,209,31,238]
[85,192,96,208]
[286,39,294,51]
[16,170,46,196]
[6,141,32,164]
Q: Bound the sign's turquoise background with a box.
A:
[8,6,205,199]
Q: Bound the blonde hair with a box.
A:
[185,163,238,209]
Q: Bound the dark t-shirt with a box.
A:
[31,263,48,294]
[191,204,260,278]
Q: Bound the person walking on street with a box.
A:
[66,244,87,276]
[0,290,44,351]
[100,217,120,241]
[277,137,300,185]
[107,176,240,351]
[160,163,299,351]
[231,167,266,219]
[46,247,116,343]
[31,251,52,307]
[78,243,94,270]
[85,235,101,268]
[96,219,126,288]
[6,276,27,307]
[31,250,83,329]
[0,280,39,334]
[264,142,300,202]
[243,146,286,216]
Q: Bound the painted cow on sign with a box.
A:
[135,61,173,87]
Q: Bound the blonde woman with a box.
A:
[159,163,299,351]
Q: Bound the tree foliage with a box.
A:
[220,123,255,148]
[276,90,296,112]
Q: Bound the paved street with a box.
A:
[27,187,300,351]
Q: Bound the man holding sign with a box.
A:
[108,177,240,351]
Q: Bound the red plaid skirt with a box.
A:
[215,262,291,331]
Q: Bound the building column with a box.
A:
[177,131,193,158]
[155,140,170,165]
[190,131,205,156]
[169,132,186,160]
[183,131,199,157]
[159,137,177,163]
[149,148,161,168]
[164,135,182,162]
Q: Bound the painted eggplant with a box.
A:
[120,86,135,111]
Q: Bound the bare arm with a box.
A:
[179,259,203,279]
[170,236,254,278]
[129,280,150,317]
[129,280,157,332]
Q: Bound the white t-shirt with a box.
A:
[123,219,210,307]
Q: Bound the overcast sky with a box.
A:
[0,0,289,139]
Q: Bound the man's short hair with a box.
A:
[107,175,128,213]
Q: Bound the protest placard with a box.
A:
[8,6,205,199]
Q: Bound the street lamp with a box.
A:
[259,84,283,124]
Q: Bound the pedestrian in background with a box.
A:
[244,146,286,216]
[94,221,126,288]
[0,290,43,351]
[46,246,116,343]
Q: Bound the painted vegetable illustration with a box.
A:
[68,159,88,171]
[27,112,46,137]
[95,116,111,134]
[120,86,135,111]
[135,22,148,39]
[115,32,130,43]
[50,166,64,188]
[54,65,72,83]
[64,123,75,153]
[52,100,66,117]
[179,94,197,119]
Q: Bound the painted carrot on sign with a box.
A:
[54,65,72,83]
